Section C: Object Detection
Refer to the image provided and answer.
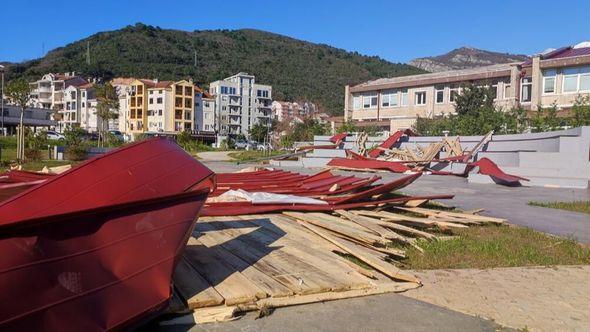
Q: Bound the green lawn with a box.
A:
[528,201,590,214]
[397,225,590,270]
[228,150,284,162]
[0,147,74,172]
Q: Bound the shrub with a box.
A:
[64,127,88,161]
[25,129,48,161]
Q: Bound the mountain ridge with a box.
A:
[409,47,528,72]
[4,24,425,115]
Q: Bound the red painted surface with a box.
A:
[471,157,529,184]
[202,194,453,216]
[329,132,347,144]
[327,158,411,173]
[368,131,404,158]
[0,138,214,331]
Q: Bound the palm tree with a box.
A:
[95,83,119,147]
[6,79,31,161]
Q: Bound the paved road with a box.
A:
[197,151,236,162]
[205,161,590,243]
[155,293,510,332]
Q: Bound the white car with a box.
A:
[45,131,65,140]
[257,143,273,151]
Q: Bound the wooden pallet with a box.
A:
[169,204,505,324]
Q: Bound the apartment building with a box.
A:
[344,41,590,131]
[271,101,318,122]
[79,83,99,132]
[123,79,198,135]
[194,87,216,132]
[29,72,87,111]
[209,72,272,137]
[111,77,135,132]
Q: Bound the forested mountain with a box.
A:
[5,23,425,115]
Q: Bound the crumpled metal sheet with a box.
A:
[0,138,214,331]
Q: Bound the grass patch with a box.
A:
[528,200,590,214]
[398,225,590,270]
[228,150,284,162]
[1,147,75,172]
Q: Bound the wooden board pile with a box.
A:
[165,200,506,325]
[380,136,463,164]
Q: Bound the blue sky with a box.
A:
[2,0,589,63]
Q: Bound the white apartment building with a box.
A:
[29,73,87,112]
[79,83,99,132]
[209,72,272,137]
[194,88,216,132]
[111,78,135,133]
[271,101,318,122]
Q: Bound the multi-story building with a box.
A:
[124,79,197,135]
[344,41,590,131]
[79,83,99,132]
[209,72,272,137]
[271,101,317,122]
[520,42,590,111]
[29,72,87,112]
[111,77,135,132]
[194,87,216,132]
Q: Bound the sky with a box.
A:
[2,0,589,64]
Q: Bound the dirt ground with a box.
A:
[403,265,590,331]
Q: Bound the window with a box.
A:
[257,90,269,98]
[362,93,377,109]
[157,97,162,104]
[581,67,590,91]
[400,90,408,106]
[352,95,361,110]
[221,86,228,94]
[435,85,444,104]
[543,69,556,94]
[381,90,398,107]
[159,110,163,116]
[504,84,512,99]
[149,98,153,104]
[449,85,459,102]
[521,77,532,102]
[82,91,86,97]
[414,91,426,105]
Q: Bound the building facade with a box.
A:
[29,72,87,112]
[119,79,200,135]
[209,72,272,137]
[271,101,318,122]
[194,87,216,132]
[344,42,590,131]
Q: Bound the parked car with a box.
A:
[46,131,65,140]
[108,130,125,142]
[257,143,273,151]
[234,140,249,149]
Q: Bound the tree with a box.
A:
[249,122,271,143]
[337,121,357,134]
[571,95,590,127]
[95,83,119,147]
[5,79,31,161]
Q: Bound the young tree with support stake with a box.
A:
[5,79,31,162]
[95,83,119,147]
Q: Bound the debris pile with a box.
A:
[165,175,505,324]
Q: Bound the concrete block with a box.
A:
[301,157,331,168]
[475,151,520,167]
[308,149,347,158]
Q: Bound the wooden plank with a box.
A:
[184,239,267,305]
[173,257,225,309]
[283,211,390,246]
[197,219,340,295]
[349,210,436,239]
[357,209,469,229]
[191,237,294,298]
[334,210,408,243]
[226,216,373,292]
[396,207,505,224]
[296,220,420,283]
[253,281,419,309]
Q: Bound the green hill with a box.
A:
[5,23,425,115]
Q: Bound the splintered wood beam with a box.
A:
[295,220,420,283]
